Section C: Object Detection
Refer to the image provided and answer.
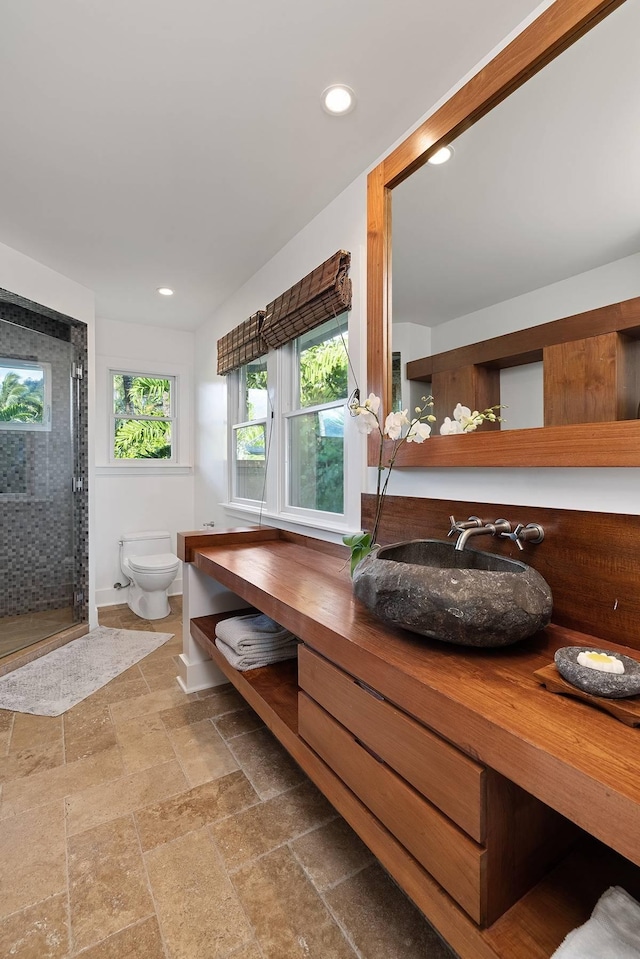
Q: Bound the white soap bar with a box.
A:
[576,650,625,674]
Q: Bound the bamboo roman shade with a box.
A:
[262,250,352,349]
[216,310,267,375]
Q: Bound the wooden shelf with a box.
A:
[191,613,299,735]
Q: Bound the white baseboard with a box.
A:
[96,578,183,609]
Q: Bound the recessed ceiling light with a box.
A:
[157,287,174,296]
[322,84,356,116]
[427,145,454,165]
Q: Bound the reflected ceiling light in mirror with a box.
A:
[427,145,454,165]
[157,287,174,296]
[322,85,356,115]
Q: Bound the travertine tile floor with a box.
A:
[0,598,456,959]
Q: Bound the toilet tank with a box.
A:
[120,530,173,562]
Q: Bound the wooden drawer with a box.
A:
[299,692,486,923]
[298,644,485,841]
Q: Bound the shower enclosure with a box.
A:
[0,292,88,660]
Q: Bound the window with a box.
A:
[230,357,268,502]
[285,317,348,516]
[227,313,352,529]
[0,359,51,431]
[110,371,175,460]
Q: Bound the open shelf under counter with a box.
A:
[180,526,640,959]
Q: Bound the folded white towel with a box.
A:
[215,613,294,654]
[551,886,640,958]
[215,636,299,671]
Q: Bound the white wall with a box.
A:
[94,317,196,606]
[432,251,640,354]
[0,240,94,325]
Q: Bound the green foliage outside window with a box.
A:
[113,374,172,459]
[0,370,44,423]
[292,327,348,514]
[299,336,348,407]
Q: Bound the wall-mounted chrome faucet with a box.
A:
[500,523,545,551]
[448,515,545,551]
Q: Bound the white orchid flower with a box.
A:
[363,393,381,415]
[452,403,480,432]
[440,416,463,435]
[384,409,409,440]
[406,421,432,443]
[355,411,378,434]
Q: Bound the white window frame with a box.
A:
[109,368,177,465]
[226,312,357,536]
[228,357,269,506]
[0,358,52,432]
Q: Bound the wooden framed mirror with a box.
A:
[367,0,640,467]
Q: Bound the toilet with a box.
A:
[119,530,180,620]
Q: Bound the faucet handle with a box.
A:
[521,523,545,545]
[448,515,482,538]
[500,522,545,550]
[492,518,512,535]
[500,524,526,550]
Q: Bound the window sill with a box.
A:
[95,464,193,476]
[222,501,356,543]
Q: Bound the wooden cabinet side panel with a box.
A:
[482,770,580,926]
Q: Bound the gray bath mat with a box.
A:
[0,626,174,716]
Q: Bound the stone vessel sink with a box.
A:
[352,539,552,648]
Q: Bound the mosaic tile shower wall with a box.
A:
[0,293,88,623]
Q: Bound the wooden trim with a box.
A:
[367,0,630,467]
[382,0,624,188]
[366,163,390,468]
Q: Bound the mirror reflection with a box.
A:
[391,0,640,432]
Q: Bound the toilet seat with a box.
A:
[127,552,179,574]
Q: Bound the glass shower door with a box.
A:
[0,318,80,658]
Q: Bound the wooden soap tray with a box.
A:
[534,664,640,727]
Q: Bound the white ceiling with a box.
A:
[392,0,640,327]
[0,0,544,330]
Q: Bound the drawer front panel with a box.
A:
[299,692,485,923]
[298,645,485,841]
